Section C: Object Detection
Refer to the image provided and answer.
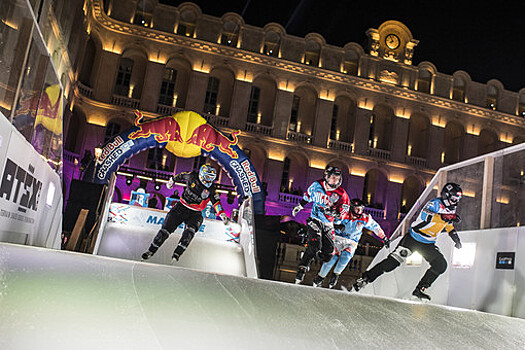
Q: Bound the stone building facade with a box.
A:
[64,0,525,234]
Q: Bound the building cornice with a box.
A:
[88,0,524,129]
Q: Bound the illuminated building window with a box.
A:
[114,58,133,97]
[203,77,220,114]
[247,86,260,123]
[159,68,178,106]
[289,95,300,132]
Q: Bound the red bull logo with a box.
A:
[129,110,240,159]
[129,110,183,143]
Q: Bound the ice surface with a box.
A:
[1,243,525,349]
[97,222,246,277]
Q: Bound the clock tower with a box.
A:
[366,20,419,64]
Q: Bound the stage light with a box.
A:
[154,182,161,191]
[126,177,133,186]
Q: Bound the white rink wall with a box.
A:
[362,224,525,319]
[0,112,63,249]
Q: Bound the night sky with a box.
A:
[161,0,525,93]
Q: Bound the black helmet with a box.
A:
[349,198,365,218]
[324,166,342,190]
[441,183,463,208]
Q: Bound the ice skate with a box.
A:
[412,286,431,301]
[141,250,154,261]
[295,266,307,284]
[352,276,369,292]
[328,274,339,289]
[172,251,181,263]
[312,275,324,287]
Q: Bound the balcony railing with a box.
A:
[111,95,140,109]
[279,192,303,205]
[367,147,391,160]
[63,150,79,165]
[245,122,272,136]
[204,113,229,127]
[364,207,385,221]
[77,82,93,98]
[328,139,354,152]
[157,104,185,116]
[287,130,312,144]
[406,155,427,167]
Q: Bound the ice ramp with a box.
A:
[93,202,257,278]
[1,243,525,350]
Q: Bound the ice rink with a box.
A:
[1,242,525,349]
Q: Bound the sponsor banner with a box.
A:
[92,111,265,214]
[0,131,45,234]
[108,203,240,243]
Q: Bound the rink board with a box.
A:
[1,243,525,350]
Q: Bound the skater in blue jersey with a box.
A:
[312,198,389,289]
[353,183,463,301]
[292,166,350,284]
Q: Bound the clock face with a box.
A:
[385,34,400,49]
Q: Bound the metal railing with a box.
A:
[245,122,272,136]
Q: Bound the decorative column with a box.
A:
[140,60,165,112]
[391,117,409,163]
[92,50,120,103]
[312,98,334,148]
[353,108,373,155]
[184,70,209,113]
[272,89,293,139]
[229,79,252,129]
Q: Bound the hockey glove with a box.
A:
[383,237,391,249]
[334,223,345,232]
[219,212,230,225]
[449,230,462,249]
[292,204,303,217]
[166,177,174,189]
[441,213,461,224]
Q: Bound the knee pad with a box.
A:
[430,256,447,275]
[180,226,196,247]
[308,237,321,251]
[389,245,412,264]
[153,228,170,247]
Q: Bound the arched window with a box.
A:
[452,77,465,102]
[280,157,291,193]
[247,86,260,123]
[158,68,178,106]
[417,69,432,94]
[304,40,320,66]
[203,77,220,114]
[289,86,316,136]
[519,93,525,117]
[362,169,388,209]
[407,113,429,160]
[487,85,498,110]
[478,129,498,155]
[177,9,197,37]
[400,176,422,214]
[114,58,133,97]
[104,121,121,143]
[369,105,394,151]
[443,122,464,164]
[220,20,240,47]
[263,30,280,57]
[342,50,359,75]
[133,0,154,27]
[250,75,277,126]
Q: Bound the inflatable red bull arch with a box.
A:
[92,110,265,214]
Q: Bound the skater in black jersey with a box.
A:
[353,183,463,301]
[141,164,230,262]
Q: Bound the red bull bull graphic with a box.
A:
[92,110,265,214]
